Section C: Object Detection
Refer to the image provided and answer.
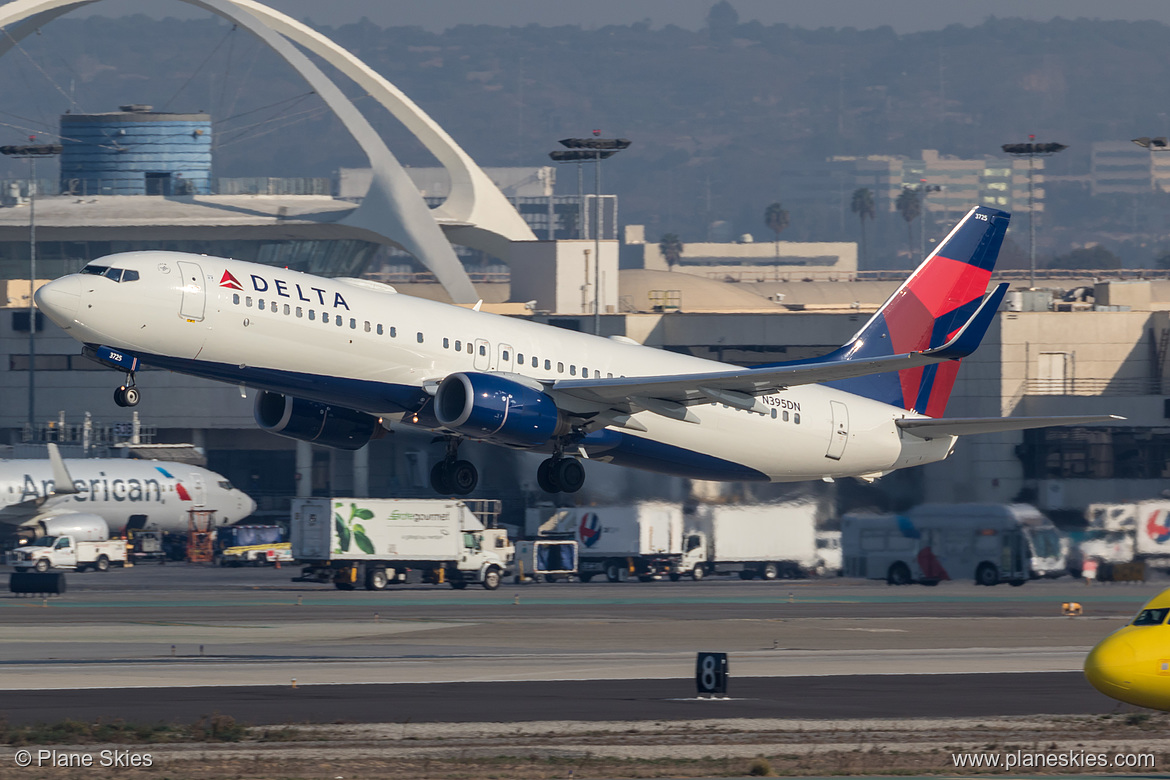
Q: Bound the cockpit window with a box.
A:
[217,480,233,490]
[1133,607,1169,626]
[82,265,138,282]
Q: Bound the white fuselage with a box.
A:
[36,252,955,482]
[0,457,256,535]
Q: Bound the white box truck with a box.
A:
[841,503,1066,586]
[292,498,512,590]
[7,528,127,573]
[527,503,684,582]
[1081,500,1170,570]
[676,503,820,581]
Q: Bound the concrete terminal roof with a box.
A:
[619,269,784,312]
[0,194,364,240]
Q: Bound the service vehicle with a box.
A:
[528,503,684,582]
[1081,501,1170,571]
[815,530,843,576]
[677,503,820,580]
[219,541,293,566]
[841,503,1065,586]
[513,538,578,582]
[291,498,510,590]
[7,527,127,572]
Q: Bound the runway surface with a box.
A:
[0,565,1159,725]
[0,672,1118,726]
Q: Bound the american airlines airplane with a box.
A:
[33,206,1116,495]
[1,443,256,540]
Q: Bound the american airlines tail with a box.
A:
[799,205,1010,417]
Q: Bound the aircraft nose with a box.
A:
[34,275,81,326]
[1084,634,1136,697]
[241,492,257,517]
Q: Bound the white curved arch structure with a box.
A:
[0,0,538,302]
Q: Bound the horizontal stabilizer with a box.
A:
[896,414,1125,439]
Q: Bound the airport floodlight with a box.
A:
[1,140,61,435]
[1133,137,1170,151]
[549,149,619,162]
[1000,142,1067,156]
[558,137,631,151]
[548,136,632,335]
[1001,137,1067,288]
[0,144,63,157]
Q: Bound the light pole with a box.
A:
[1,139,61,436]
[1002,137,1067,288]
[550,135,630,335]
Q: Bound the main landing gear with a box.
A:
[113,374,140,407]
[430,437,478,496]
[536,455,585,494]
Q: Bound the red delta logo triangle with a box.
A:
[219,270,243,290]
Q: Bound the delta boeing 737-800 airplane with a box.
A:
[34,206,1118,495]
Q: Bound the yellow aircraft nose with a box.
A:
[1084,633,1136,698]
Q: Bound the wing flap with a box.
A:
[896,414,1125,438]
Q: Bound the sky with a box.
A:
[59,0,1170,32]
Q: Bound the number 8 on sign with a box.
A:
[695,652,728,696]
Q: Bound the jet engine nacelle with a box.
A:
[434,372,569,447]
[254,391,379,451]
[18,513,109,542]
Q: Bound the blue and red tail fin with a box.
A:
[801,205,1009,415]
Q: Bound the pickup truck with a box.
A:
[8,535,127,572]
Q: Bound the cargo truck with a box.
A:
[676,503,820,580]
[7,527,127,572]
[1080,500,1170,571]
[841,503,1066,586]
[291,498,511,590]
[528,503,684,582]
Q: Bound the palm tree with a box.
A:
[895,188,921,260]
[850,188,875,267]
[659,233,684,271]
[764,202,789,257]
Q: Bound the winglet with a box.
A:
[923,283,1009,360]
[46,443,80,496]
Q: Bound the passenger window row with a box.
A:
[230,293,621,380]
[232,293,397,337]
[715,401,801,424]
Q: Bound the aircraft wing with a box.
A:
[552,284,1007,411]
[896,415,1125,438]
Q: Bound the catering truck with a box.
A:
[1080,500,1170,570]
[7,527,127,572]
[841,503,1066,586]
[676,503,820,580]
[528,503,684,582]
[291,498,511,590]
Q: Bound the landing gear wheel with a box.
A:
[552,458,585,493]
[114,385,140,407]
[449,460,478,495]
[537,458,559,493]
[430,461,454,495]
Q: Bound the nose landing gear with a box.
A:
[113,374,140,407]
